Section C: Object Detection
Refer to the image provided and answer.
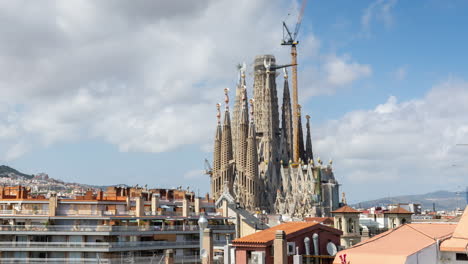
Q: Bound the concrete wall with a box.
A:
[440,251,468,264]
[405,244,437,264]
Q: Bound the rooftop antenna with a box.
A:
[282,0,307,163]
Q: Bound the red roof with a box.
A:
[233,222,318,244]
[440,206,468,252]
[333,223,456,264]
[233,222,341,245]
[331,205,361,214]
[304,217,334,224]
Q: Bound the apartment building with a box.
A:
[0,185,235,263]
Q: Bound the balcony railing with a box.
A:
[0,210,48,216]
[0,209,220,217]
[0,240,227,249]
[56,210,136,216]
[144,211,183,216]
[0,256,201,264]
[0,224,235,232]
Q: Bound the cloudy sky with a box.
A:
[0,0,467,203]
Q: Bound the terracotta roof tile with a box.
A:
[384,207,412,214]
[440,206,468,252]
[331,205,361,214]
[332,223,456,264]
[232,222,319,244]
[304,217,333,222]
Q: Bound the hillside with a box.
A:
[0,165,33,179]
[354,190,468,212]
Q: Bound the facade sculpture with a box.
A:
[210,54,340,217]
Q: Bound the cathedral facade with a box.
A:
[210,54,340,217]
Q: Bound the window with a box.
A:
[348,218,354,233]
[287,242,296,255]
[456,253,468,261]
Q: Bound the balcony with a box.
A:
[0,240,227,251]
[0,224,235,233]
[0,210,48,216]
[0,256,202,263]
[56,210,136,216]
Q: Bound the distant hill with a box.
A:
[354,190,468,212]
[0,165,33,179]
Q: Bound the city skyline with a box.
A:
[0,0,467,203]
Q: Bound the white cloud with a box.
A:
[362,0,398,34]
[324,54,372,86]
[314,79,468,201]
[299,54,372,98]
[0,0,372,161]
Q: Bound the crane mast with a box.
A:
[282,0,307,164]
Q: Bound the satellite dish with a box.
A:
[327,242,337,256]
[200,249,207,258]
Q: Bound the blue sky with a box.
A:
[0,0,467,203]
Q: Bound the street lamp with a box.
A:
[198,213,208,259]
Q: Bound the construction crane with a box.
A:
[204,159,213,177]
[282,0,307,164]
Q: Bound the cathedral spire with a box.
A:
[305,115,314,162]
[236,86,249,172]
[212,103,223,199]
[220,88,234,192]
[281,68,293,162]
[232,63,247,156]
[262,58,274,161]
[297,105,306,162]
[245,99,259,210]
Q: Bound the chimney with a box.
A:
[164,249,174,264]
[274,230,287,264]
[136,197,144,217]
[126,196,131,210]
[304,237,311,255]
[97,190,103,200]
[151,194,160,215]
[312,233,319,255]
[49,193,57,217]
[182,198,189,217]
[202,228,213,264]
[195,197,201,214]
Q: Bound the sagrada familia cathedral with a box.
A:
[210,54,340,218]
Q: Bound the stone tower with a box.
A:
[332,206,362,248]
[219,88,234,195]
[232,65,247,156]
[212,104,223,199]
[305,115,314,162]
[234,87,249,206]
[281,68,293,163]
[244,99,260,210]
[297,105,306,162]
